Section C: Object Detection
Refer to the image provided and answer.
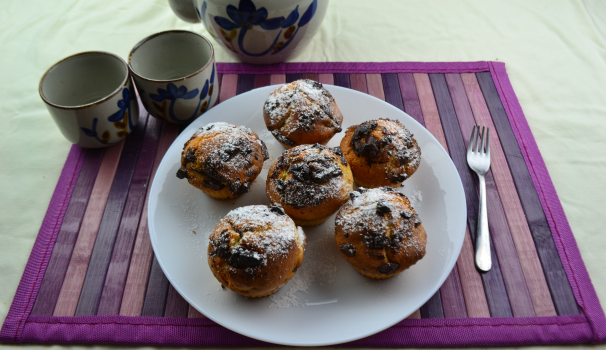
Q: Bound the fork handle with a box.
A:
[475,175,491,272]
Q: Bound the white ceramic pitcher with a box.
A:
[168,0,329,65]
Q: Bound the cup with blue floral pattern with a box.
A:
[129,30,219,124]
[39,51,139,148]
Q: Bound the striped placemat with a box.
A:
[2,61,605,347]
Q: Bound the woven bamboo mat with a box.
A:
[1,61,604,347]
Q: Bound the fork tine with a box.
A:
[484,127,490,154]
[475,126,484,153]
[468,125,476,153]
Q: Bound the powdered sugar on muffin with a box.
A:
[177,122,269,199]
[263,80,343,148]
[341,118,421,188]
[266,144,353,226]
[334,187,426,279]
[207,205,306,297]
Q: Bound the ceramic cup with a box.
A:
[39,51,139,148]
[168,0,329,65]
[129,30,219,124]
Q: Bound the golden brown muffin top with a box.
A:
[335,187,423,275]
[268,144,348,209]
[176,122,269,195]
[263,79,342,147]
[347,118,421,183]
[208,205,304,269]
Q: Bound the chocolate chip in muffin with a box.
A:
[227,180,247,195]
[271,130,296,146]
[401,209,413,218]
[203,179,225,191]
[308,79,323,90]
[269,205,286,216]
[353,134,381,160]
[209,230,231,259]
[378,262,400,275]
[367,252,386,260]
[227,246,264,269]
[184,147,197,165]
[289,163,313,183]
[259,139,269,160]
[389,231,403,248]
[176,147,199,179]
[376,199,392,216]
[390,172,408,183]
[308,160,342,183]
[339,243,356,257]
[201,162,228,183]
[351,121,382,161]
[296,110,317,132]
[363,230,389,250]
[176,167,188,179]
[352,121,378,143]
[332,146,348,166]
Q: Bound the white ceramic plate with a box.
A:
[148,85,466,346]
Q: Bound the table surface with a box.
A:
[1,0,605,349]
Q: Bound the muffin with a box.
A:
[207,205,306,297]
[263,79,343,148]
[266,144,353,226]
[340,118,421,188]
[176,122,269,199]
[335,187,426,279]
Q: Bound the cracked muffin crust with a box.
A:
[335,187,426,279]
[207,205,306,297]
[176,122,269,199]
[263,79,343,148]
[340,118,421,188]
[266,144,353,226]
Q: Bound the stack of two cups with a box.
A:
[40,31,219,148]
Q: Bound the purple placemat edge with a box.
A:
[0,145,85,343]
[216,61,490,74]
[488,61,606,343]
[19,314,592,347]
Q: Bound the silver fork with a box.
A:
[467,125,491,272]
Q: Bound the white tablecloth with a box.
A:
[1,0,605,348]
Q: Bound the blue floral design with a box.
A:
[198,64,216,115]
[271,0,317,55]
[108,87,135,131]
[213,0,317,57]
[81,118,108,144]
[149,65,216,123]
[150,83,199,122]
[196,1,208,27]
[81,87,136,144]
[213,0,304,57]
